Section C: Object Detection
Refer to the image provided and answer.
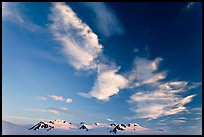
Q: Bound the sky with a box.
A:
[2,2,202,134]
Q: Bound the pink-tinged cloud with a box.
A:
[65,98,72,103]
[37,96,47,101]
[49,95,64,101]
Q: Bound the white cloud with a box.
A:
[2,2,12,17]
[106,118,113,122]
[77,92,92,98]
[25,107,71,116]
[157,122,166,126]
[187,2,194,9]
[188,126,199,129]
[60,107,68,110]
[49,95,65,101]
[3,115,53,125]
[176,2,197,25]
[5,116,33,120]
[49,2,103,70]
[37,96,47,101]
[48,107,76,117]
[192,117,200,120]
[49,2,128,102]
[82,2,124,37]
[133,48,139,53]
[2,2,44,33]
[140,72,166,86]
[171,119,186,124]
[78,64,128,101]
[129,85,196,119]
[65,98,73,103]
[128,57,165,88]
[175,117,188,120]
[195,112,202,115]
[128,57,198,119]
[187,82,202,90]
[191,108,202,111]
[49,95,73,103]
[158,81,188,93]
[47,109,60,116]
[25,108,59,116]
[89,65,128,101]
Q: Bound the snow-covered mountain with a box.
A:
[29,119,76,131]
[2,120,166,135]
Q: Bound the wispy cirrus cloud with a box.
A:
[47,109,60,116]
[175,117,188,120]
[186,2,195,9]
[3,115,52,124]
[78,92,92,98]
[82,2,124,37]
[2,2,23,21]
[37,96,47,101]
[176,2,198,25]
[192,117,200,120]
[2,2,44,33]
[106,118,113,122]
[49,95,65,101]
[25,107,70,116]
[49,95,73,103]
[49,2,103,70]
[128,57,166,88]
[25,108,55,114]
[127,57,200,120]
[171,119,186,124]
[191,107,202,111]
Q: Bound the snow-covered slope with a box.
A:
[29,119,76,131]
[2,121,36,135]
[2,120,166,135]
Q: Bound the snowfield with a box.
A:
[2,120,166,135]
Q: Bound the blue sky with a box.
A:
[2,2,202,134]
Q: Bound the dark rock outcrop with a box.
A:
[29,121,54,131]
[110,124,125,134]
[110,123,116,126]
[79,125,88,131]
[121,124,126,128]
[158,129,164,131]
